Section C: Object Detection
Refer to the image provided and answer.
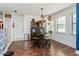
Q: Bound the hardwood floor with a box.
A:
[8,40,78,56]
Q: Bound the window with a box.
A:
[57,16,66,33]
[48,20,52,33]
[52,20,54,31]
[71,13,76,35]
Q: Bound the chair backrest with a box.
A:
[40,27,44,33]
[31,28,36,33]
[31,27,45,39]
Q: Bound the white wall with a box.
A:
[49,5,76,48]
[12,14,24,41]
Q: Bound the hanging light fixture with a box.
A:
[40,8,46,23]
[40,8,44,20]
[38,8,46,27]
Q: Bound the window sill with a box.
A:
[56,32,66,34]
[71,33,76,36]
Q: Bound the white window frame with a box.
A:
[52,19,54,31]
[57,16,66,33]
[71,13,76,35]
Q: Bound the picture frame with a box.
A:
[5,14,11,18]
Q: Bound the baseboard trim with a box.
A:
[51,39,75,49]
[75,50,79,55]
[13,38,25,41]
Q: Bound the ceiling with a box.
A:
[0,3,74,16]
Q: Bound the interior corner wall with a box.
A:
[12,14,39,41]
[51,5,76,48]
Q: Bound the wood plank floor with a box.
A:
[8,40,78,56]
